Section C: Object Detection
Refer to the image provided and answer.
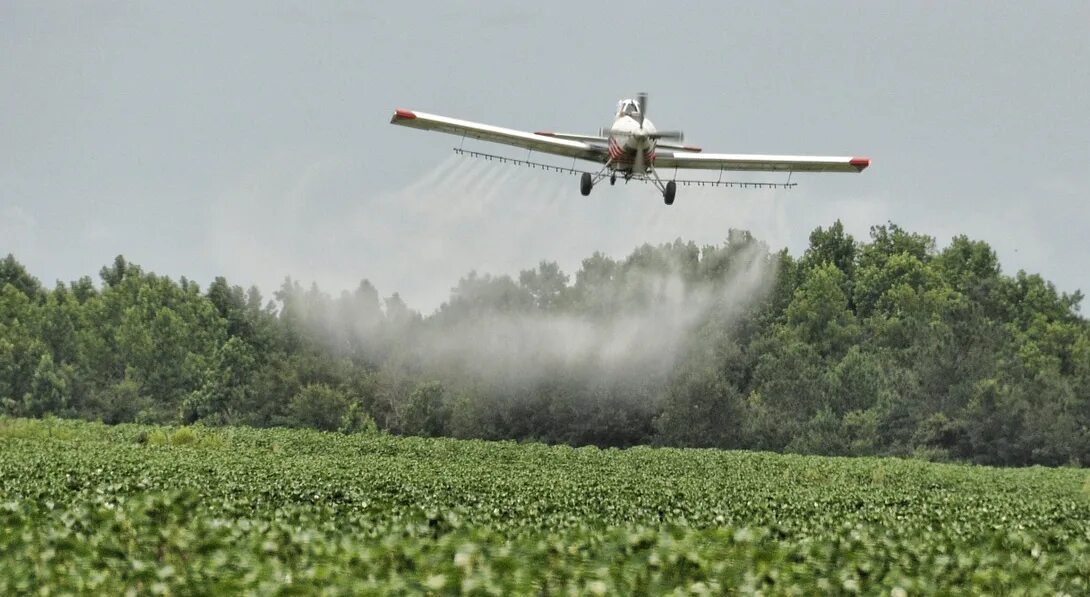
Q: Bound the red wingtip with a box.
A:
[850,157,871,171]
[534,131,556,136]
[393,108,417,120]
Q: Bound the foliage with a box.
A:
[0,219,1088,466]
[1,418,1088,593]
[289,383,352,432]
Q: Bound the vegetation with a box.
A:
[2,221,1088,466]
[1,417,1088,593]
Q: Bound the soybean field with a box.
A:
[1,417,1089,594]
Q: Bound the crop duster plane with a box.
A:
[390,93,869,205]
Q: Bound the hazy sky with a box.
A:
[3,2,1087,312]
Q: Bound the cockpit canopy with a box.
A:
[617,99,640,118]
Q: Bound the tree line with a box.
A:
[2,221,1088,466]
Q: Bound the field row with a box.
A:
[2,418,1088,593]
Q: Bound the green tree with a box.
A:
[182,337,257,424]
[0,284,47,408]
[289,384,351,432]
[826,347,888,414]
[786,407,849,456]
[784,263,860,359]
[22,353,69,417]
[99,255,131,288]
[962,379,1028,465]
[749,339,827,445]
[655,362,744,449]
[519,262,569,311]
[0,254,45,302]
[93,376,149,424]
[403,381,449,437]
[800,220,857,290]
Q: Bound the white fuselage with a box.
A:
[607,115,657,173]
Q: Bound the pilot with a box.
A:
[617,99,640,119]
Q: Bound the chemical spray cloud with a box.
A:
[208,153,795,391]
[410,240,776,387]
[405,157,771,386]
[206,152,836,392]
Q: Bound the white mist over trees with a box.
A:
[2,222,1089,466]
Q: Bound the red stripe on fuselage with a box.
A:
[607,137,655,167]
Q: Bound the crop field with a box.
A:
[1,418,1089,594]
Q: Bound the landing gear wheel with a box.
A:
[580,172,593,196]
[663,180,676,205]
[610,173,617,186]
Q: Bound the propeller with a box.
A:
[636,92,684,141]
[650,130,685,142]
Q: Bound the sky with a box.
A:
[2,1,1087,313]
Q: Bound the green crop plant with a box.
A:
[1,418,1088,593]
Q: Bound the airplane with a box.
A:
[390,93,869,205]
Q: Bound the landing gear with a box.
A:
[645,163,676,206]
[578,163,676,204]
[663,180,676,205]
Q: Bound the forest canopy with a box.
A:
[2,221,1088,466]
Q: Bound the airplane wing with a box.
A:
[654,151,869,173]
[390,109,607,163]
[533,131,608,144]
